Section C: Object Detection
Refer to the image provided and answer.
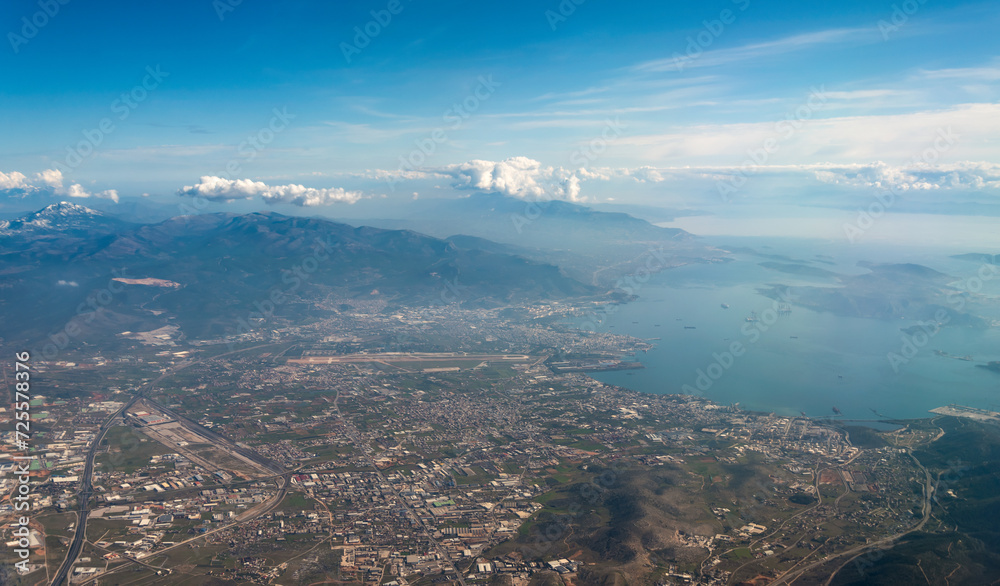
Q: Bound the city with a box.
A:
[0,302,966,584]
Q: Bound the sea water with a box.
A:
[585,237,1000,421]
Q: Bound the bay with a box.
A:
[585,237,1000,421]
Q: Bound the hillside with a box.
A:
[0,208,595,344]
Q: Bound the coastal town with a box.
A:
[0,302,983,585]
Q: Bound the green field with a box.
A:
[97,425,173,473]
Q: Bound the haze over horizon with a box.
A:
[2,0,1000,240]
[6,3,1000,584]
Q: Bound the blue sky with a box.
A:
[1,0,999,227]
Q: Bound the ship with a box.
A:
[684,326,697,330]
[778,303,792,315]
[745,311,759,323]
[832,406,842,415]
[721,303,730,309]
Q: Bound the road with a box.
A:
[51,362,190,586]
[76,469,296,585]
[718,430,868,584]
[767,450,937,585]
[51,344,279,585]
[141,394,284,475]
[47,344,287,586]
[331,389,470,586]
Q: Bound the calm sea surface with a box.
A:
[584,237,1000,421]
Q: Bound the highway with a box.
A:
[50,364,186,586]
[76,469,296,585]
[50,344,286,585]
[141,395,285,475]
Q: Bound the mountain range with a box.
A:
[0,198,721,347]
[343,192,721,285]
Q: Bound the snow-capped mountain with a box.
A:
[0,202,132,237]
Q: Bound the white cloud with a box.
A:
[823,89,906,100]
[0,171,29,190]
[359,168,443,183]
[430,158,669,202]
[612,102,1000,166]
[627,166,665,183]
[633,28,873,73]
[577,160,1000,199]
[0,168,118,202]
[919,63,1000,82]
[36,169,64,188]
[437,157,586,201]
[178,176,365,206]
[813,161,1000,191]
[354,159,673,202]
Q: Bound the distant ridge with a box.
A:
[0,207,596,343]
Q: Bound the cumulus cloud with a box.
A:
[573,161,1000,195]
[0,171,29,190]
[813,161,1000,192]
[178,176,364,206]
[630,166,666,183]
[0,168,118,202]
[354,158,672,202]
[436,157,586,201]
[426,157,669,202]
[184,158,1000,211]
[36,169,65,189]
[576,165,667,183]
